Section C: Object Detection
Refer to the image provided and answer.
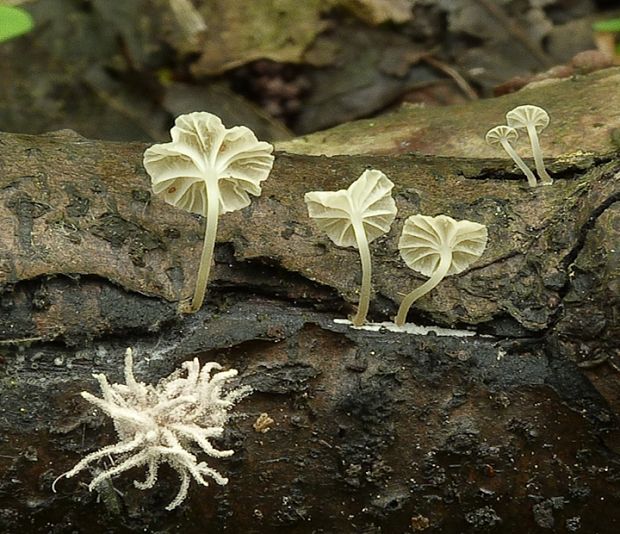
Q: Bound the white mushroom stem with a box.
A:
[499,138,537,188]
[351,220,372,326]
[394,251,452,327]
[526,124,553,185]
[190,179,220,313]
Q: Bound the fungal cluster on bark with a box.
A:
[29,93,615,527]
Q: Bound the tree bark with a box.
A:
[0,119,619,531]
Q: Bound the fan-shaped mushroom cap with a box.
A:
[305,169,397,248]
[485,125,537,187]
[505,105,553,186]
[506,105,549,132]
[485,125,519,146]
[144,112,274,216]
[399,214,488,277]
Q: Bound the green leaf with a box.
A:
[0,5,34,43]
[592,18,620,33]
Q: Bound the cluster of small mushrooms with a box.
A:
[144,107,553,327]
[304,171,488,326]
[485,105,553,187]
[53,106,556,510]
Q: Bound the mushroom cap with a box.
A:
[305,169,397,248]
[398,214,488,277]
[143,112,274,216]
[485,125,519,146]
[506,105,549,132]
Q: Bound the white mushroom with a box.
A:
[305,169,397,326]
[394,214,488,327]
[485,125,537,187]
[506,105,553,185]
[143,112,274,313]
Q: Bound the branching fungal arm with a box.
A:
[53,348,251,510]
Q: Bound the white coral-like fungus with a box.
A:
[53,348,251,510]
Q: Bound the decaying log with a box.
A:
[0,70,619,533]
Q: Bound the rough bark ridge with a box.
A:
[1,74,619,533]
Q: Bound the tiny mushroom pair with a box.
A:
[305,171,488,327]
[486,105,553,187]
[142,111,488,326]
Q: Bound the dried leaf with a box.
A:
[190,0,327,76]
[334,0,413,25]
